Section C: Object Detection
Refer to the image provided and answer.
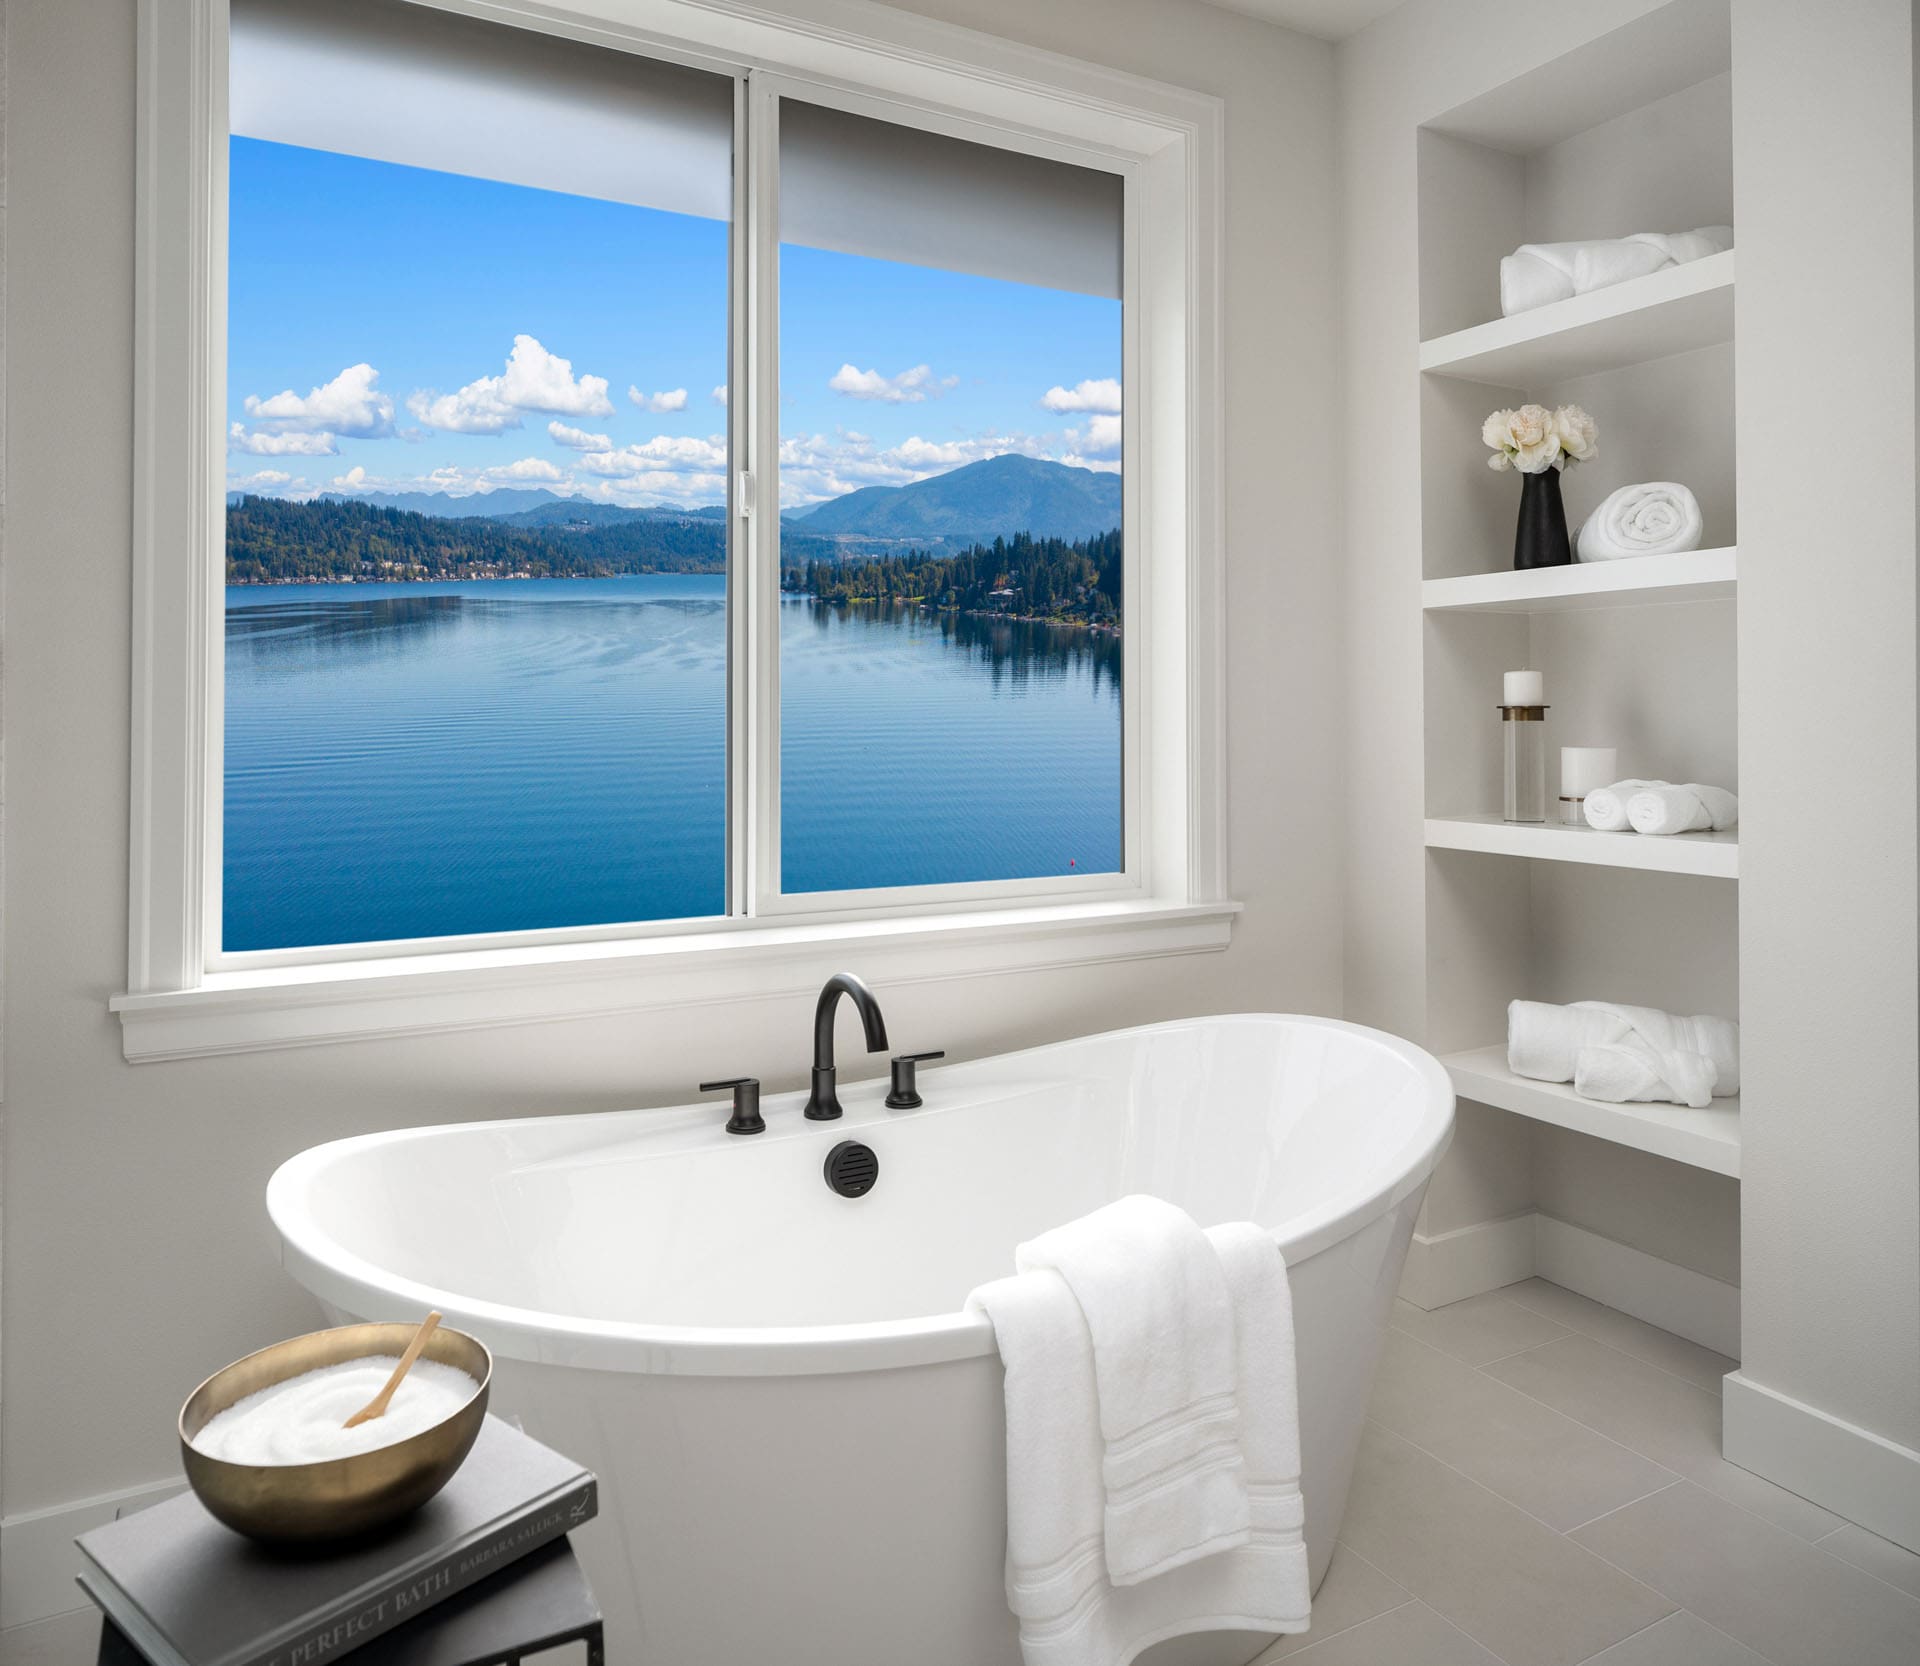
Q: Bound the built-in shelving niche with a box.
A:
[1414,0,1742,1231]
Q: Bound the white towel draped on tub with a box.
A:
[1499,225,1732,316]
[1577,482,1704,561]
[1509,998,1739,1109]
[1626,783,1738,836]
[968,1199,1309,1666]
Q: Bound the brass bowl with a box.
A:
[179,1321,491,1547]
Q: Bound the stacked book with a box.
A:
[76,1418,599,1666]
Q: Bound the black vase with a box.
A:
[1513,466,1572,569]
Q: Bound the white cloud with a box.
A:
[487,457,566,483]
[712,385,728,406]
[548,420,612,451]
[828,363,957,404]
[578,434,729,477]
[1068,412,1122,456]
[228,423,338,457]
[242,362,394,437]
[628,385,690,414]
[408,335,614,433]
[1041,377,1123,415]
[227,468,311,497]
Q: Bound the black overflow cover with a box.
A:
[824,1139,879,1198]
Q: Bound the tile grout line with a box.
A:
[1565,1608,1677,1666]
[1457,1352,1844,1545]
[1803,1534,1920,1610]
[1263,1596,1418,1663]
[1568,1533,1799,1666]
[1499,1287,1737,1396]
[1358,1417,1682,1629]
[1386,1327,1689,1501]
[1561,1478,1685,1537]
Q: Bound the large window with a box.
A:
[221,0,1127,956]
[121,0,1224,1055]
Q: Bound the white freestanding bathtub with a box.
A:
[269,1014,1452,1666]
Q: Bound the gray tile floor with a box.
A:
[5,1281,1917,1666]
[1258,1279,1920,1666]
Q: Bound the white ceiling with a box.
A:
[1203,0,1405,42]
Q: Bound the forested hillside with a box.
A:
[788,527,1121,627]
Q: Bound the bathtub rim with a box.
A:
[268,1013,1454,1378]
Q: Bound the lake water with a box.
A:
[224,575,1122,951]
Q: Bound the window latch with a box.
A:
[737,471,755,517]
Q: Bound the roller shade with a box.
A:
[779,100,1122,298]
[230,0,734,222]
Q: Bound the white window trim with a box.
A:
[117,0,1231,1062]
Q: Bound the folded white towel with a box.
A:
[1499,225,1733,316]
[1015,1195,1248,1586]
[1626,783,1738,836]
[1510,999,1739,1106]
[969,1213,1309,1666]
[1578,482,1704,561]
[1583,779,1668,832]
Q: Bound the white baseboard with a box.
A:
[1532,1215,1741,1359]
[1724,1372,1920,1555]
[1397,1211,1740,1359]
[1398,1212,1535,1309]
[0,1477,185,1630]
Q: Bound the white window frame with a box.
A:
[115,0,1233,1061]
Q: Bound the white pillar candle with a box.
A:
[1503,669,1545,706]
[1560,746,1619,798]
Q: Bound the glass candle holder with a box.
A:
[1500,705,1548,823]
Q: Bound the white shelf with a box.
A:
[1419,250,1735,386]
[1424,547,1736,614]
[1425,815,1739,878]
[1443,1044,1741,1177]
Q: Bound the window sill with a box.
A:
[110,898,1240,1062]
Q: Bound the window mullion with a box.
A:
[745,73,784,915]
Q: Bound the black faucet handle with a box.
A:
[700,1077,765,1136]
[885,1051,945,1110]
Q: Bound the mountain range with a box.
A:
[788,454,1121,544]
[237,453,1120,549]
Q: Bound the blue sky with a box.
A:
[227,139,1122,510]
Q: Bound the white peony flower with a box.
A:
[1553,403,1598,464]
[1482,409,1516,452]
[1512,435,1562,474]
[1487,450,1513,471]
[1506,404,1553,450]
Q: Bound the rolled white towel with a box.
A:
[1569,238,1673,294]
[1507,998,1633,1084]
[1628,224,1734,265]
[1626,783,1738,836]
[1583,779,1667,832]
[1500,245,1579,315]
[1499,226,1733,316]
[1574,1040,1719,1109]
[1578,482,1704,561]
[1604,1001,1739,1094]
[1510,999,1740,1107]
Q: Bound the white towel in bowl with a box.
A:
[1627,783,1738,836]
[1583,779,1668,832]
[968,1205,1309,1666]
[1578,482,1704,561]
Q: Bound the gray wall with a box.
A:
[0,0,1342,1520]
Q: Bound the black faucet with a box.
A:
[804,972,890,1120]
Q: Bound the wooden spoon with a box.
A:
[342,1311,443,1430]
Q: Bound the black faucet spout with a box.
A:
[805,973,890,1120]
